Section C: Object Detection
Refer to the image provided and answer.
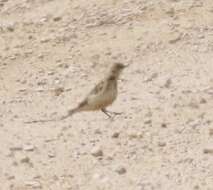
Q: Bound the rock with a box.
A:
[144,119,152,124]
[91,146,103,157]
[6,23,15,32]
[200,98,207,104]
[94,129,102,134]
[23,144,35,151]
[20,156,30,163]
[165,7,175,17]
[164,78,172,88]
[128,132,143,139]
[25,180,42,189]
[10,146,23,152]
[54,87,64,96]
[169,33,182,44]
[112,132,120,138]
[7,175,15,180]
[40,37,51,43]
[209,128,213,136]
[144,73,158,82]
[188,102,199,109]
[203,148,213,154]
[53,16,62,22]
[158,142,166,147]
[161,123,167,128]
[114,165,126,175]
[48,151,56,158]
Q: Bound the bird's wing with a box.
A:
[89,80,105,95]
[85,80,107,104]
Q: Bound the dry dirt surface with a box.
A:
[1,0,213,189]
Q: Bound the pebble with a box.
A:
[23,144,35,152]
[53,16,62,22]
[144,119,152,124]
[20,156,30,163]
[209,128,213,136]
[161,123,167,128]
[54,87,64,96]
[114,165,126,175]
[200,98,207,104]
[48,151,56,158]
[169,33,182,44]
[94,129,102,134]
[164,78,172,88]
[40,38,51,43]
[112,132,120,138]
[158,142,166,147]
[203,148,213,154]
[128,132,143,139]
[25,180,42,189]
[91,146,103,157]
[10,146,23,152]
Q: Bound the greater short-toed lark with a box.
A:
[61,62,127,119]
[24,63,127,123]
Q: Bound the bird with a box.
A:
[24,62,127,124]
[61,62,127,119]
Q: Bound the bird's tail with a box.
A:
[24,107,79,124]
[59,107,79,120]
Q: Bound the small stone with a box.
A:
[161,123,167,128]
[203,148,213,154]
[112,132,120,138]
[169,33,182,44]
[94,129,102,134]
[23,144,35,151]
[144,119,152,124]
[200,98,207,104]
[144,73,158,82]
[128,132,143,139]
[106,155,114,160]
[38,53,44,59]
[158,142,166,147]
[25,180,42,189]
[93,173,102,180]
[12,161,18,166]
[114,165,126,175]
[194,185,200,190]
[20,156,30,163]
[92,173,109,183]
[40,38,50,43]
[91,147,103,157]
[164,78,172,88]
[209,128,213,136]
[54,87,64,96]
[7,25,15,32]
[10,146,23,152]
[48,151,56,158]
[165,7,175,17]
[188,102,199,109]
[53,16,62,22]
[7,175,15,180]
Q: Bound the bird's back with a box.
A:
[86,78,117,110]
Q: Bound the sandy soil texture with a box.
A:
[1,0,213,189]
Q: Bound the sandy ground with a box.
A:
[1,0,213,189]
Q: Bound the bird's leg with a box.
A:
[104,109,122,115]
[101,108,122,118]
[101,108,112,118]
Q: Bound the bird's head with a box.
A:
[110,63,128,78]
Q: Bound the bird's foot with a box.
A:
[101,108,122,118]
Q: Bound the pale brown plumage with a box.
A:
[24,63,126,124]
[61,62,127,119]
